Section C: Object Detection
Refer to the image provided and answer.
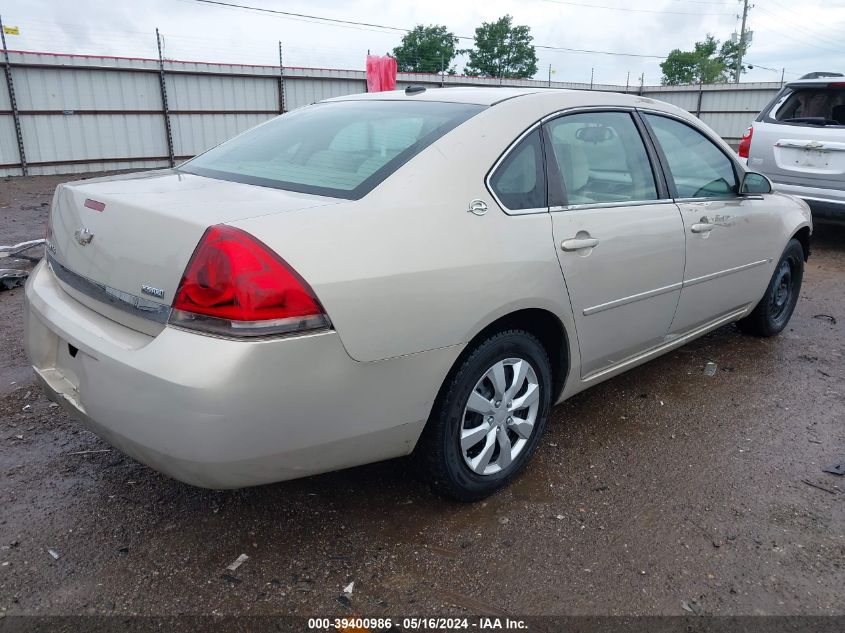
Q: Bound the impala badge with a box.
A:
[141,284,165,299]
[74,227,94,245]
[468,199,488,216]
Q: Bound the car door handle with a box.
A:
[690,222,715,234]
[561,237,599,251]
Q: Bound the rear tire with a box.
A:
[416,330,553,502]
[737,238,804,337]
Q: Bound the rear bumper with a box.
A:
[24,260,457,488]
[771,181,845,219]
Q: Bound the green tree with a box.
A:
[717,39,749,80]
[464,15,538,79]
[392,25,459,74]
[660,35,747,85]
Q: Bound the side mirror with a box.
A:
[740,171,772,195]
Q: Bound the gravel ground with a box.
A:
[0,173,843,618]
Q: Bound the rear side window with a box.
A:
[644,114,738,199]
[181,100,485,200]
[489,129,547,211]
[770,87,845,126]
[545,111,658,205]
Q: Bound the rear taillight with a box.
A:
[738,126,753,158]
[170,225,330,338]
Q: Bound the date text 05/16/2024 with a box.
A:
[307,617,529,630]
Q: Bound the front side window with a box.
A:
[181,100,485,200]
[545,111,658,205]
[644,114,738,199]
[489,129,547,211]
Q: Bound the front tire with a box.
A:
[737,238,804,337]
[416,330,553,502]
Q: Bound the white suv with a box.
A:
[740,72,845,222]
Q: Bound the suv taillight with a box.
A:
[738,126,753,158]
[170,225,330,338]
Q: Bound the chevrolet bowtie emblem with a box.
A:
[74,227,94,245]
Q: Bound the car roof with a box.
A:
[786,76,845,88]
[322,86,683,111]
[323,86,545,106]
[797,72,843,80]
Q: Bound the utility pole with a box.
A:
[734,0,750,83]
[548,64,552,87]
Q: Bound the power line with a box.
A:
[765,0,845,37]
[189,0,409,33]
[755,6,845,49]
[186,0,667,58]
[751,11,845,54]
[534,44,662,58]
[541,0,733,16]
[755,6,845,52]
[668,0,733,4]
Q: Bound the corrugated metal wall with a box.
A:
[0,50,782,177]
[643,82,780,144]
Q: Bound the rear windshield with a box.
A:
[180,100,485,199]
[768,87,845,127]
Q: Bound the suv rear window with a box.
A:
[769,87,845,126]
[181,100,485,200]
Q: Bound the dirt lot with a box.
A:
[0,173,843,618]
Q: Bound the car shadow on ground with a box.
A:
[2,218,842,615]
[54,220,845,519]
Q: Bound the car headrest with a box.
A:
[832,104,845,125]
[552,142,589,194]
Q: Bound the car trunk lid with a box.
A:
[750,123,845,188]
[772,136,845,181]
[47,169,340,335]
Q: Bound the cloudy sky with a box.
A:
[3,0,845,86]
